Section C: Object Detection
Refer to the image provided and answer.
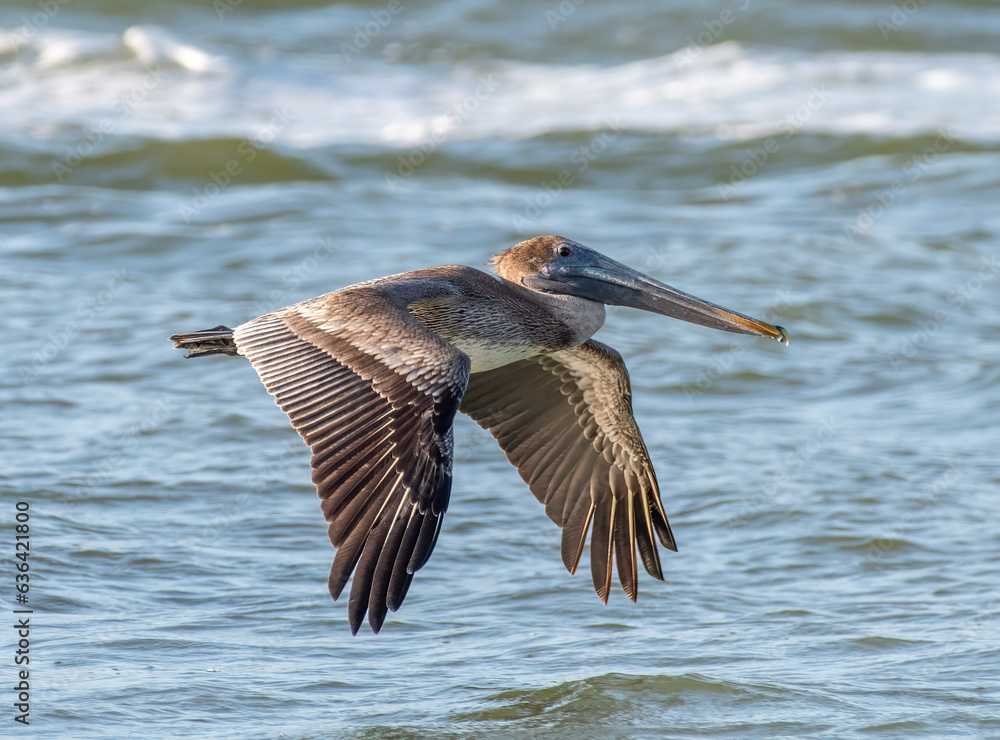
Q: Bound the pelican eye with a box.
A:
[557,245,572,257]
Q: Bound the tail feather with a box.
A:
[168,325,238,358]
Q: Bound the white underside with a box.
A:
[458,338,545,374]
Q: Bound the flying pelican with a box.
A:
[169,236,787,634]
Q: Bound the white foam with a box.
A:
[478,42,998,143]
[122,25,226,73]
[1,28,998,149]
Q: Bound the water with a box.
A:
[2,1,999,737]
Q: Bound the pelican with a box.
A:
[169,236,787,634]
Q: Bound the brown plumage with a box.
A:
[169,235,787,633]
[460,340,674,603]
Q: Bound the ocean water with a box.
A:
[2,0,999,737]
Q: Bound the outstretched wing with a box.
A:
[460,339,675,603]
[233,279,471,634]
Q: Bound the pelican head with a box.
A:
[492,236,788,343]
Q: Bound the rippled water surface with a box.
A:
[3,1,999,738]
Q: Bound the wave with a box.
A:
[2,24,999,154]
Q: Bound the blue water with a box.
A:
[2,1,999,737]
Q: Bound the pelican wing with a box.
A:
[460,339,675,603]
[233,281,471,634]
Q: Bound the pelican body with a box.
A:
[169,236,787,634]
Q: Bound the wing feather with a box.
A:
[591,488,615,604]
[461,338,673,603]
[562,493,595,575]
[233,282,470,634]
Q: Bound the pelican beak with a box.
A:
[526,253,789,344]
[613,270,788,343]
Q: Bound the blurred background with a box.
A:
[2,0,999,737]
